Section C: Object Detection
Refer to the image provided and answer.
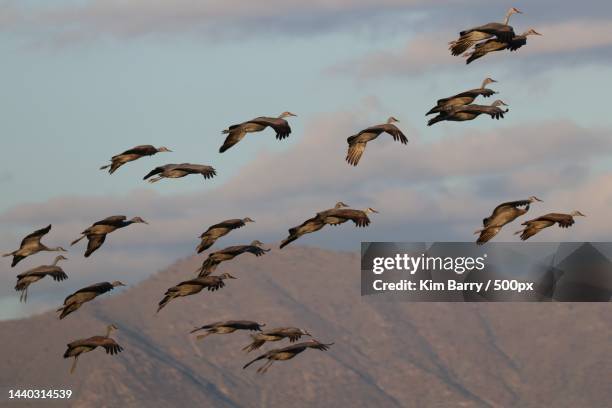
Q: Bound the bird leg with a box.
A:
[70,356,78,374]
[257,360,274,374]
[24,287,28,303]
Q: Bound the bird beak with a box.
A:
[535,197,543,202]
[491,79,498,83]
[535,31,543,36]
[290,113,297,117]
[371,209,380,213]
[229,275,237,279]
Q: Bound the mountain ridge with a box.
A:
[0,246,610,407]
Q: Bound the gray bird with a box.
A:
[71,216,148,257]
[242,327,312,352]
[64,324,123,374]
[157,273,236,313]
[465,29,542,64]
[515,211,585,241]
[197,218,255,253]
[100,145,172,174]
[345,117,408,166]
[57,281,126,320]
[427,100,509,126]
[280,202,349,249]
[243,339,333,374]
[449,7,523,56]
[15,255,69,302]
[475,196,543,244]
[197,241,270,277]
[3,225,66,267]
[143,163,216,183]
[220,112,297,153]
[426,78,497,115]
[190,320,265,341]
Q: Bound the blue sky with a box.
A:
[1,0,612,318]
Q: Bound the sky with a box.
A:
[1,0,612,319]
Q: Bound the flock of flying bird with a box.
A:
[3,7,585,375]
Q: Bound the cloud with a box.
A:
[0,171,13,184]
[2,111,612,319]
[330,19,612,78]
[0,0,463,43]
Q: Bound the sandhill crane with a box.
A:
[465,29,542,64]
[515,211,585,241]
[190,320,264,341]
[100,145,172,174]
[156,273,236,313]
[318,207,378,227]
[64,324,123,374]
[449,7,522,56]
[3,225,66,267]
[475,196,543,244]
[427,100,508,126]
[279,202,350,249]
[143,163,216,183]
[280,205,377,248]
[426,78,497,115]
[242,327,311,352]
[15,255,69,302]
[219,112,297,153]
[197,218,255,253]
[243,339,333,374]
[57,281,126,319]
[197,241,269,277]
[345,117,408,166]
[71,216,148,257]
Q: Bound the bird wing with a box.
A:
[228,321,263,331]
[72,282,114,297]
[143,165,169,180]
[243,246,270,256]
[346,141,367,166]
[437,88,496,105]
[93,215,127,227]
[85,234,107,257]
[536,213,575,228]
[383,124,408,144]
[99,338,124,355]
[18,265,67,280]
[20,225,52,247]
[461,23,515,42]
[207,219,245,232]
[452,104,507,119]
[219,126,247,152]
[491,200,531,216]
[250,117,292,140]
[324,209,371,227]
[118,145,155,157]
[507,36,527,51]
[172,164,216,179]
[476,226,501,245]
